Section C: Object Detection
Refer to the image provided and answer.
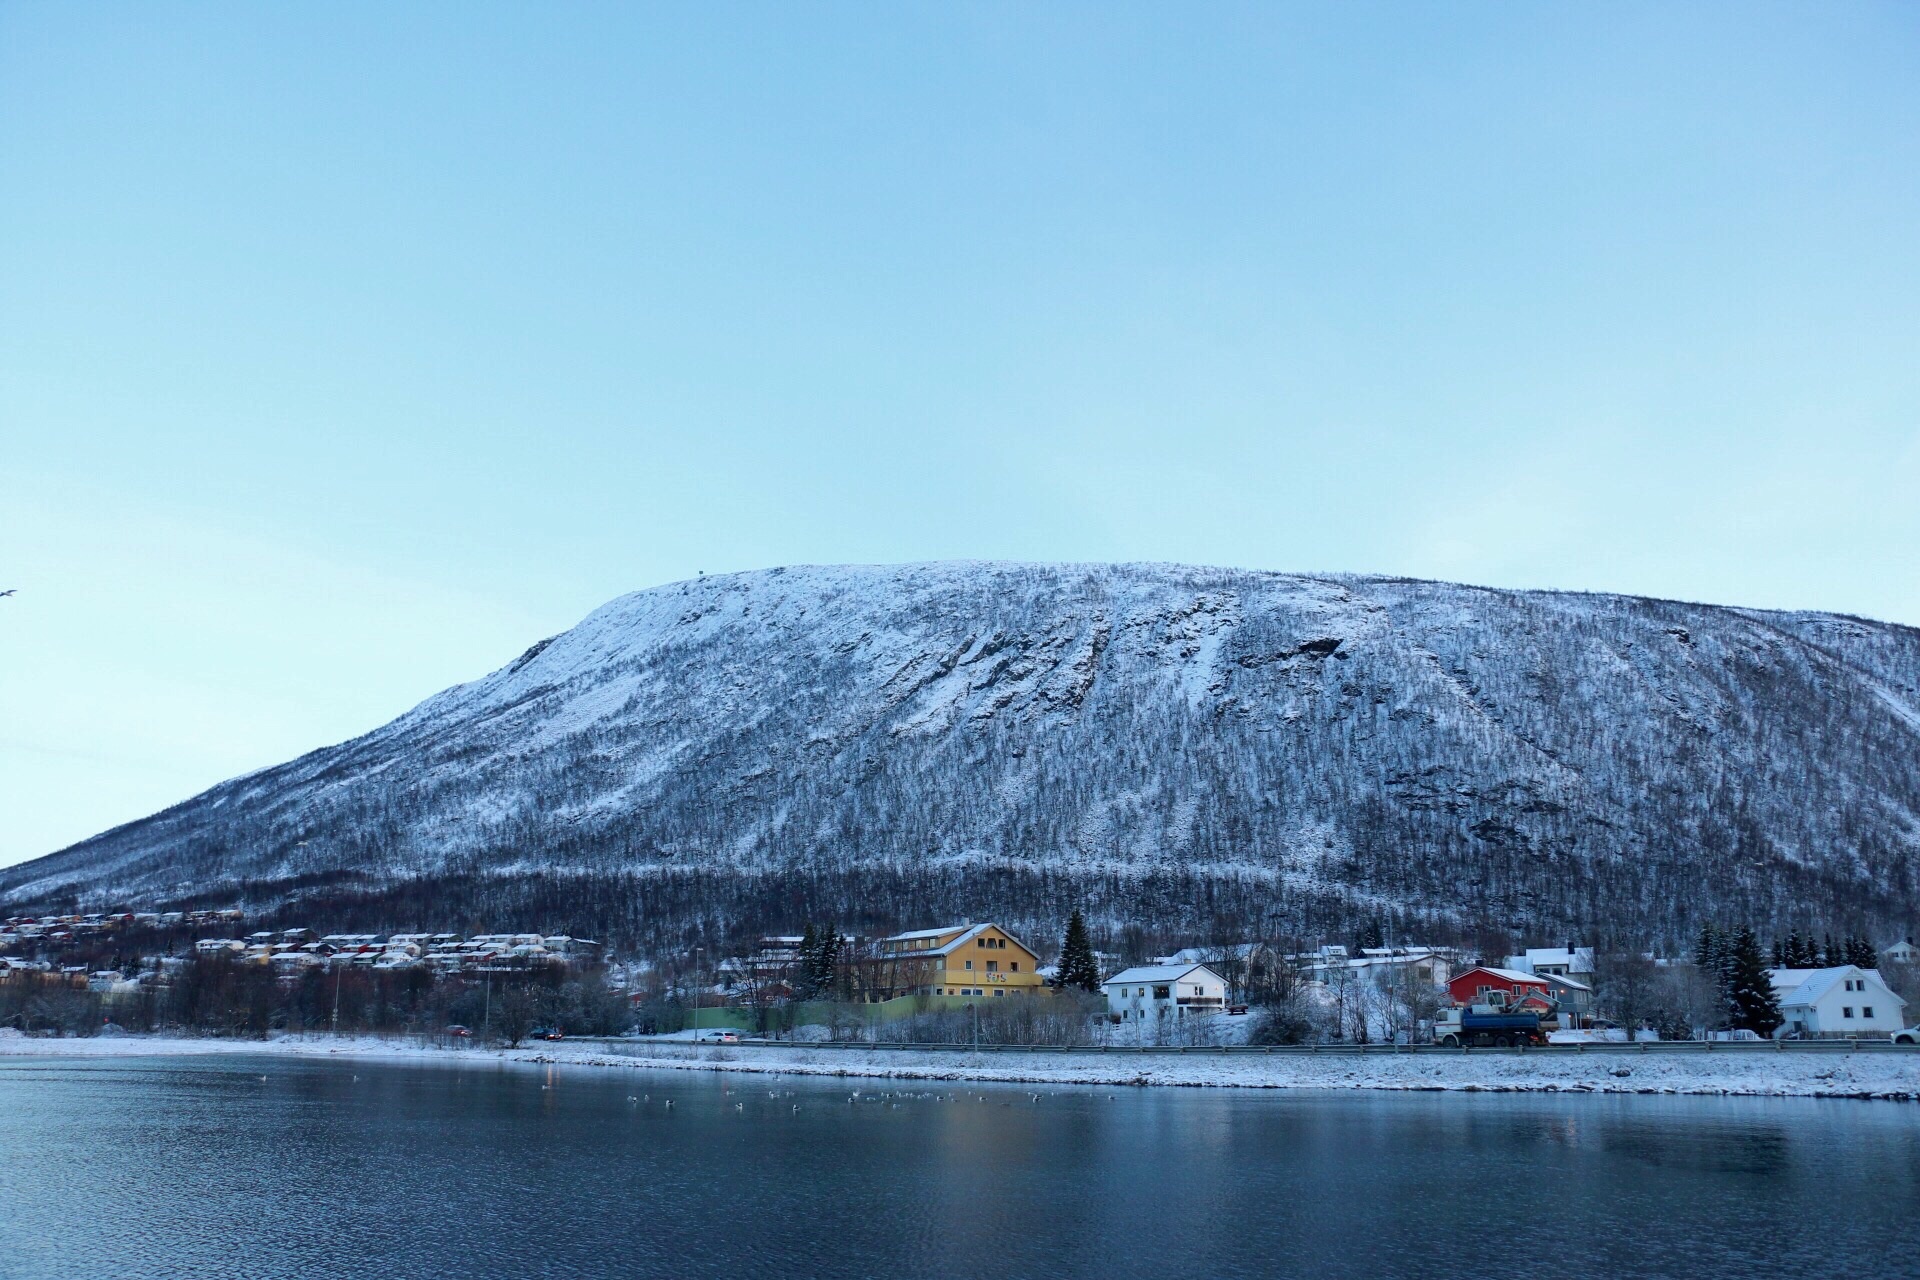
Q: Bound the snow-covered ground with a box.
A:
[4,1031,1918,1099]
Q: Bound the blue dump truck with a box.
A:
[1433,1009,1544,1048]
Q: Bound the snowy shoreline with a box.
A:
[5,1033,1919,1100]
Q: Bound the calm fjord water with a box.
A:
[1,1054,1916,1279]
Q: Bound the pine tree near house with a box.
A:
[1845,935,1878,969]
[795,923,820,999]
[1821,933,1840,967]
[798,923,841,999]
[1725,926,1783,1036]
[1054,910,1100,993]
[1784,931,1815,967]
[1771,937,1786,968]
[1695,923,1725,978]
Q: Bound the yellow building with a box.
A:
[872,923,1047,998]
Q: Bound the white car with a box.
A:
[698,1029,739,1043]
[1894,1027,1919,1046]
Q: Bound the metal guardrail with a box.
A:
[568,1036,1919,1057]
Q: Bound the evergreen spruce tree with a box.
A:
[795,923,820,999]
[1693,923,1719,973]
[1784,931,1812,967]
[817,926,841,994]
[1845,936,1877,969]
[1821,933,1839,967]
[1770,937,1786,968]
[1055,910,1100,993]
[1725,926,1783,1036]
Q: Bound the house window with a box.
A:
[1011,962,1019,972]
[1153,985,1171,999]
[965,960,973,970]
[1843,1007,1854,1018]
[1864,1006,1875,1019]
[986,961,998,973]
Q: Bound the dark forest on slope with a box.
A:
[7,562,1918,957]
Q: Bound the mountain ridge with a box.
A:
[8,561,1919,953]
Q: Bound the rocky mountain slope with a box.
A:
[7,562,1918,951]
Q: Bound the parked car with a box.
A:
[530,1027,565,1041]
[1710,1029,1764,1042]
[445,1024,472,1038]
[1894,1027,1920,1046]
[698,1029,739,1043]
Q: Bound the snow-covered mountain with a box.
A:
[7,562,1919,950]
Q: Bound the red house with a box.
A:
[1447,966,1553,1011]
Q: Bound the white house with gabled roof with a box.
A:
[1770,966,1907,1038]
[1504,946,1594,980]
[1101,963,1227,1021]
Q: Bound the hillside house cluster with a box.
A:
[190,929,602,975]
[1286,943,1457,989]
[1,910,243,951]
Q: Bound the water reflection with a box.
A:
[0,1056,1914,1279]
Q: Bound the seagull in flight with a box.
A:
[0,589,14,598]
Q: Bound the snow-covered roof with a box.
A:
[1456,966,1549,986]
[879,923,1035,958]
[1506,947,1594,973]
[882,924,971,943]
[1541,972,1592,993]
[1154,943,1264,965]
[1102,963,1222,987]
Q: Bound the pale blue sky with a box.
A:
[3,4,1917,867]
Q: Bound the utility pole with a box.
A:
[331,957,343,1036]
[483,974,491,1041]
